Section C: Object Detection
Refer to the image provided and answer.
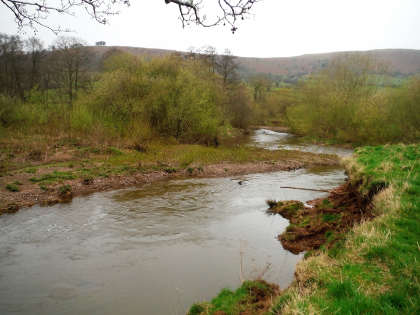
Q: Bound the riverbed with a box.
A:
[0,130,348,315]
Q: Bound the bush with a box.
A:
[6,183,19,192]
[76,54,227,144]
[287,55,420,144]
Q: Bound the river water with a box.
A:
[251,129,353,157]
[0,130,348,315]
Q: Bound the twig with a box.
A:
[280,186,330,193]
[239,240,245,283]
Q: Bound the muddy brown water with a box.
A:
[0,130,349,315]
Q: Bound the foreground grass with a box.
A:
[275,144,419,314]
[191,144,420,314]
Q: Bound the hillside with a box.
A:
[90,46,420,78]
[238,49,420,77]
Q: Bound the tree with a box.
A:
[200,45,218,73]
[0,34,25,99]
[217,49,239,86]
[50,36,92,105]
[25,37,44,89]
[250,75,271,102]
[1,0,260,33]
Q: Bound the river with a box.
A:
[0,130,349,315]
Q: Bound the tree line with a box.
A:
[0,34,92,106]
[1,33,418,146]
[0,33,255,145]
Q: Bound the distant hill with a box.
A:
[238,49,420,78]
[89,46,420,80]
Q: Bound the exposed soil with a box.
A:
[210,280,280,315]
[0,160,306,215]
[240,280,280,314]
[269,180,385,254]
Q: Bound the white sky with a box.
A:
[1,0,420,57]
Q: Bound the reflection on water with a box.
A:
[252,129,353,156]
[0,130,348,315]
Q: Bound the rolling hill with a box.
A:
[90,46,420,79]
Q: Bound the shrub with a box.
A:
[6,183,19,192]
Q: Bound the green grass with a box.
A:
[6,183,19,192]
[188,280,277,315]
[322,213,340,223]
[58,184,71,195]
[30,171,76,183]
[269,144,420,314]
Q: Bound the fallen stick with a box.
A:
[280,186,330,193]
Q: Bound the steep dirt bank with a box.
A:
[268,180,386,254]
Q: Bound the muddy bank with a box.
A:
[0,159,330,215]
[268,180,384,254]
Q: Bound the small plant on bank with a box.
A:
[58,184,72,196]
[6,183,19,192]
[266,199,280,209]
[187,304,205,315]
[25,167,37,174]
[322,213,340,223]
[164,167,176,174]
[82,176,94,185]
[322,199,332,208]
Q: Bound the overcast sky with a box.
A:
[1,0,420,57]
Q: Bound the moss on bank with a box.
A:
[190,144,420,314]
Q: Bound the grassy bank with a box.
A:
[189,144,420,314]
[0,138,338,213]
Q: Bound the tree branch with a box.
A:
[1,0,260,33]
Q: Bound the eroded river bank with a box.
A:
[0,130,350,314]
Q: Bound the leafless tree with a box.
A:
[201,45,218,73]
[217,49,239,86]
[0,34,25,98]
[50,36,91,105]
[1,0,260,33]
[25,37,44,89]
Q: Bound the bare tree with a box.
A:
[217,49,239,86]
[50,36,91,105]
[25,37,43,89]
[1,0,260,33]
[201,45,218,73]
[0,34,25,98]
